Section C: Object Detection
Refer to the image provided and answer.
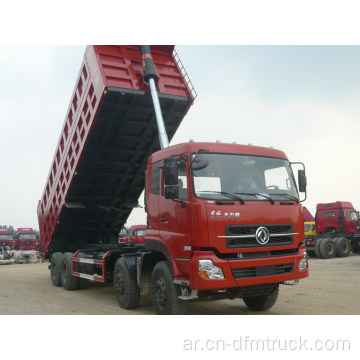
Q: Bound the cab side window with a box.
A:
[151,162,162,195]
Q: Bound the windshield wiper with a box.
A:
[197,191,245,204]
[270,193,299,203]
[234,192,275,205]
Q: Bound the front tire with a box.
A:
[243,284,279,311]
[151,261,185,315]
[114,258,140,309]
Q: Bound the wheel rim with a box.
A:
[114,273,126,297]
[342,242,349,252]
[153,278,167,311]
[326,243,334,255]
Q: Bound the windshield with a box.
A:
[19,234,36,240]
[136,230,146,236]
[0,235,12,240]
[119,229,127,236]
[348,211,358,222]
[192,153,298,201]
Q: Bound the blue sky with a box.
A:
[1,45,360,228]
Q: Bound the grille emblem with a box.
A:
[255,227,270,245]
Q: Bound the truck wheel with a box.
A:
[114,258,140,309]
[314,239,322,258]
[50,252,63,287]
[151,261,185,315]
[335,237,350,257]
[243,284,279,311]
[319,238,335,259]
[61,253,79,290]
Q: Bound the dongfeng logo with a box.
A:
[255,227,270,245]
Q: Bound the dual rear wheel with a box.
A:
[50,252,89,290]
[313,237,350,259]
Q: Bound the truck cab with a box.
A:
[304,222,316,236]
[0,228,14,249]
[145,142,308,292]
[118,227,128,244]
[315,201,360,234]
[128,225,147,245]
[14,228,37,250]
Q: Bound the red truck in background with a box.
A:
[37,45,308,314]
[0,228,14,249]
[305,201,360,258]
[128,225,147,245]
[118,227,128,244]
[14,228,37,251]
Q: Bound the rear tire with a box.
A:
[50,252,63,287]
[335,237,350,257]
[61,253,78,290]
[243,284,279,311]
[151,261,185,315]
[114,258,140,309]
[314,238,322,258]
[319,238,335,259]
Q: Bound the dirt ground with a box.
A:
[0,254,359,315]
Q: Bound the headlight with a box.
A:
[198,259,225,279]
[299,252,308,271]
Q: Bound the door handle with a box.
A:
[160,217,168,222]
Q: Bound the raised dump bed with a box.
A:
[38,45,195,256]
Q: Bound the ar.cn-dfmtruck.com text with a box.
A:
[183,336,351,352]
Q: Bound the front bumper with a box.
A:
[189,245,308,290]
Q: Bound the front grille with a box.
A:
[218,248,298,260]
[232,263,294,279]
[226,224,294,248]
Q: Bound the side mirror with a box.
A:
[298,169,307,192]
[164,185,179,199]
[164,158,178,185]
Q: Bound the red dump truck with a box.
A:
[0,228,14,249]
[305,201,360,258]
[14,228,37,250]
[37,45,308,314]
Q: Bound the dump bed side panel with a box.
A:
[38,45,195,255]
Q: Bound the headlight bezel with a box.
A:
[198,259,225,279]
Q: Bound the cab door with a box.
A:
[158,162,192,260]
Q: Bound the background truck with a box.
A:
[0,228,14,249]
[14,228,37,251]
[118,227,128,244]
[37,45,309,315]
[127,225,147,245]
[305,201,360,258]
[304,221,316,236]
